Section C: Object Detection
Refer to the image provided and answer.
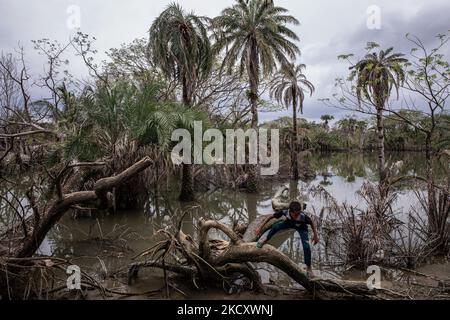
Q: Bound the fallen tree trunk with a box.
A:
[0,157,154,298]
[129,216,381,298]
[212,241,371,295]
[199,218,374,295]
[128,186,401,298]
[0,157,153,258]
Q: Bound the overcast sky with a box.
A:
[0,0,449,123]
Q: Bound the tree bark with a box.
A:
[246,88,259,193]
[245,42,260,193]
[179,75,196,202]
[291,98,299,180]
[179,163,195,202]
[376,107,386,183]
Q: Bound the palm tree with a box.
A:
[64,81,204,208]
[213,0,300,192]
[270,63,314,180]
[337,117,357,149]
[149,3,213,201]
[349,46,407,181]
[66,81,203,161]
[320,114,334,130]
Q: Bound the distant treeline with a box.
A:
[263,110,450,152]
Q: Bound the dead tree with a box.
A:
[0,157,153,258]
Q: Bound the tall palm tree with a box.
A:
[270,63,314,180]
[350,47,407,182]
[213,0,300,192]
[149,3,213,201]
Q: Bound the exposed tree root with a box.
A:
[127,216,392,299]
[127,186,408,299]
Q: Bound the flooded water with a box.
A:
[29,152,446,296]
[1,151,448,297]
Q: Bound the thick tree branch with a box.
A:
[3,157,153,258]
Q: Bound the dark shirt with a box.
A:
[273,209,312,231]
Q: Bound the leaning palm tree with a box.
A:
[213,0,300,192]
[149,3,213,201]
[349,46,407,182]
[270,63,314,180]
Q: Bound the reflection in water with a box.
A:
[1,152,446,290]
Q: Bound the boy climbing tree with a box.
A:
[255,201,319,278]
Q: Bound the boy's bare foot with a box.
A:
[307,268,316,279]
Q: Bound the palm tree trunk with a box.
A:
[179,163,195,202]
[376,107,386,183]
[179,76,195,202]
[245,46,260,193]
[291,101,299,180]
[246,88,259,193]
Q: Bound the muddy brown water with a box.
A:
[2,152,449,299]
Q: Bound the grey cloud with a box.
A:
[297,2,450,121]
[0,0,448,122]
[346,3,450,55]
